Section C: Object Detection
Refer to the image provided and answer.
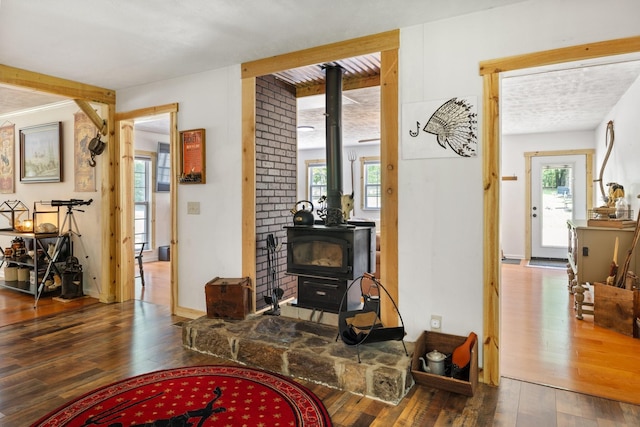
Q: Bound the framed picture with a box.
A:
[20,122,63,183]
[0,123,15,193]
[179,128,205,184]
[74,112,96,192]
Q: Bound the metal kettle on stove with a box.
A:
[290,200,314,226]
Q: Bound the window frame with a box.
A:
[361,156,381,210]
[134,153,155,248]
[305,159,327,204]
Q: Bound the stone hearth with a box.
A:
[182,311,415,404]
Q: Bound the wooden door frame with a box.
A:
[480,35,640,386]
[240,30,399,323]
[115,104,178,310]
[524,150,594,260]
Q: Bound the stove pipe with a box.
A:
[324,64,344,223]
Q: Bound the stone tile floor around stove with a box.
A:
[182,304,415,404]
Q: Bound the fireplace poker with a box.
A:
[263,234,283,315]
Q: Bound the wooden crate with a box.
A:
[594,282,639,338]
[205,277,252,320]
[411,331,478,396]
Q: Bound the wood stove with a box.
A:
[286,224,372,280]
[287,64,375,313]
[286,223,375,312]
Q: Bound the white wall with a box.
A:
[0,102,103,297]
[595,73,640,214]
[500,131,596,259]
[118,66,242,311]
[395,0,640,352]
[116,0,640,363]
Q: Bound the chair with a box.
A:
[337,273,408,363]
[135,242,146,286]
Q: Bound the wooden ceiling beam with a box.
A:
[479,35,640,75]
[0,63,115,105]
[74,99,107,135]
[242,30,398,79]
[296,74,380,97]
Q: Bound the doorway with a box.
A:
[241,31,399,324]
[481,35,640,386]
[132,114,172,307]
[529,154,587,259]
[115,104,178,311]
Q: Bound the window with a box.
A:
[134,156,152,245]
[156,142,170,192]
[306,160,327,203]
[362,157,381,210]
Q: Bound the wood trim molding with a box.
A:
[524,155,532,261]
[241,30,400,79]
[0,63,115,104]
[169,110,178,313]
[481,35,640,387]
[379,48,399,327]
[482,72,500,386]
[241,77,257,308]
[101,103,117,303]
[479,35,640,76]
[296,74,381,98]
[118,120,135,302]
[74,99,107,135]
[524,149,595,158]
[114,103,179,121]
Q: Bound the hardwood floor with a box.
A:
[0,261,639,425]
[134,260,171,307]
[0,260,170,327]
[501,261,640,406]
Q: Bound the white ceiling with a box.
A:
[501,53,640,135]
[0,0,522,92]
[1,0,639,143]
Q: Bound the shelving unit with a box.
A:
[0,231,70,304]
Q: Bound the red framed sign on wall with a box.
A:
[179,128,205,184]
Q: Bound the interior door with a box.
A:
[531,155,586,259]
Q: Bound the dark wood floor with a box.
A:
[1,262,640,426]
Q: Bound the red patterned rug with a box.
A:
[31,365,332,427]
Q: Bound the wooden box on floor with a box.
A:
[594,282,639,338]
[205,277,252,320]
[411,331,478,396]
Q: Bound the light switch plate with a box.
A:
[187,201,200,215]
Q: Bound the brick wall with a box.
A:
[255,75,298,310]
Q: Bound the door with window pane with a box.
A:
[530,154,586,259]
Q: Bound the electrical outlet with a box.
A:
[187,201,200,215]
[430,315,442,331]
